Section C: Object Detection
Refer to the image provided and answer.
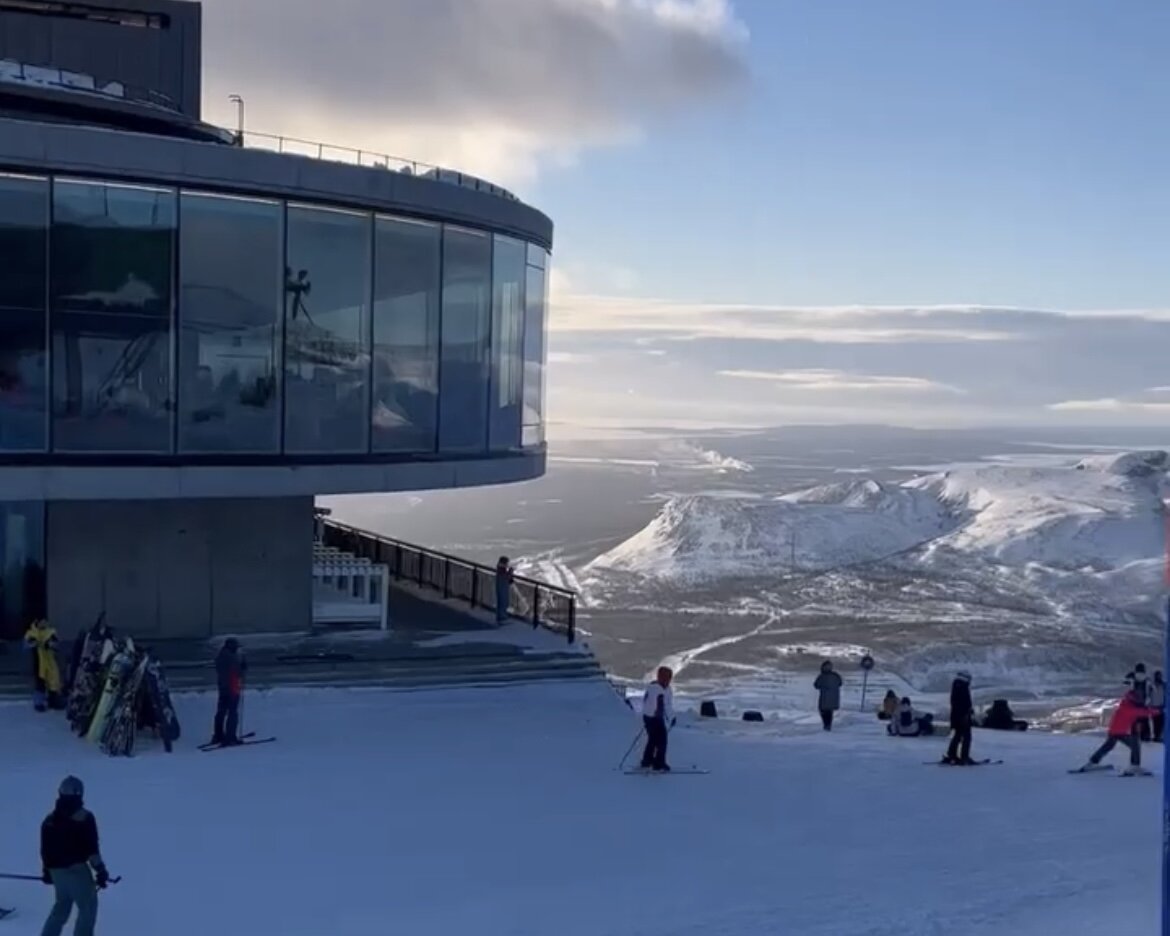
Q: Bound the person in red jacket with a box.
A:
[1078,689,1156,775]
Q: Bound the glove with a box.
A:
[42,868,51,885]
[95,866,110,889]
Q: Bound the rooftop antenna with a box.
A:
[228,94,245,144]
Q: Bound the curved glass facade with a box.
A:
[0,173,549,460]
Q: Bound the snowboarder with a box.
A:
[813,660,843,731]
[1152,671,1166,743]
[1077,688,1156,775]
[640,666,675,772]
[24,618,63,712]
[40,775,111,936]
[943,671,975,765]
[212,638,248,746]
[495,556,514,625]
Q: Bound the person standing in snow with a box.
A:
[1078,688,1156,775]
[640,666,675,772]
[814,660,843,731]
[212,638,248,746]
[1151,671,1166,743]
[40,775,111,936]
[494,556,514,625]
[943,671,975,765]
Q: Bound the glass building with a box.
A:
[0,0,551,639]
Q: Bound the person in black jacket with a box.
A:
[212,638,248,746]
[943,670,975,765]
[40,775,111,936]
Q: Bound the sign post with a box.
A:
[859,654,875,712]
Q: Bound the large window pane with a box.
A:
[178,193,282,453]
[51,180,174,453]
[372,216,439,453]
[438,227,492,452]
[0,175,48,451]
[0,500,45,641]
[489,235,525,451]
[522,254,548,447]
[284,205,371,454]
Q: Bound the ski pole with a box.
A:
[618,728,645,770]
[0,873,122,884]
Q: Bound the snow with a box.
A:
[414,620,590,655]
[0,681,1159,936]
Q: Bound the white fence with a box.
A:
[313,544,389,631]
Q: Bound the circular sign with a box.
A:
[860,654,875,671]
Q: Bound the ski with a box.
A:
[199,736,276,752]
[197,731,256,751]
[927,759,1003,766]
[1069,764,1114,774]
[622,768,709,775]
[1118,768,1155,778]
[0,907,15,920]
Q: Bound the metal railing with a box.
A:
[318,517,576,644]
[236,130,519,201]
[0,57,178,111]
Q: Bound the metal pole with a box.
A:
[1162,589,1170,936]
[228,94,245,143]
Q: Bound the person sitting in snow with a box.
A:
[888,697,933,737]
[942,671,976,765]
[878,690,899,721]
[640,666,675,772]
[24,618,63,712]
[211,638,248,746]
[1078,687,1156,776]
[981,699,1028,732]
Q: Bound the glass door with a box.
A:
[0,501,46,640]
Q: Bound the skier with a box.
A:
[24,618,63,712]
[212,638,248,746]
[1152,671,1166,743]
[942,670,975,765]
[813,660,843,731]
[1132,664,1152,740]
[1077,687,1156,775]
[40,775,111,936]
[640,666,675,772]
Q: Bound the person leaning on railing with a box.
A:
[495,557,514,625]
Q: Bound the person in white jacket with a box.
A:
[640,666,675,772]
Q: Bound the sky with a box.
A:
[198,0,1170,432]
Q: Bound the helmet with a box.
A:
[58,775,84,798]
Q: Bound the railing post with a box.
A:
[443,561,450,599]
[568,599,576,645]
[394,544,402,579]
[417,552,424,587]
[471,570,479,608]
[532,585,541,629]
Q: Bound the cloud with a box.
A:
[1048,398,1170,414]
[718,369,964,394]
[198,0,748,186]
[547,352,594,364]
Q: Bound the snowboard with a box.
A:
[85,640,136,745]
[142,657,181,751]
[100,653,150,756]
[68,631,115,736]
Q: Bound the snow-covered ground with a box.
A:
[0,681,1160,935]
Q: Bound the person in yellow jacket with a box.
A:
[24,619,63,712]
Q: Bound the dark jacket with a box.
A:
[41,797,103,871]
[215,644,247,696]
[814,670,843,711]
[950,679,973,728]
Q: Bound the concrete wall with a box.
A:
[46,496,312,639]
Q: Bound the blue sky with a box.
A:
[533,0,1170,309]
[204,0,1170,431]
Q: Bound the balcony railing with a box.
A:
[236,130,519,201]
[0,57,178,111]
[318,516,576,644]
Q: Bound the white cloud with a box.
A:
[718,369,964,394]
[547,352,595,364]
[198,0,748,187]
[1048,398,1170,413]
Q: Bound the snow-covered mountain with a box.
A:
[588,450,1169,583]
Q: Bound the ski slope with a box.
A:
[0,681,1159,936]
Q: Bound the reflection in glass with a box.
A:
[522,256,547,447]
[372,216,439,452]
[284,205,371,453]
[178,193,282,453]
[0,500,46,640]
[0,175,48,451]
[51,180,175,452]
[489,235,525,451]
[439,227,492,452]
